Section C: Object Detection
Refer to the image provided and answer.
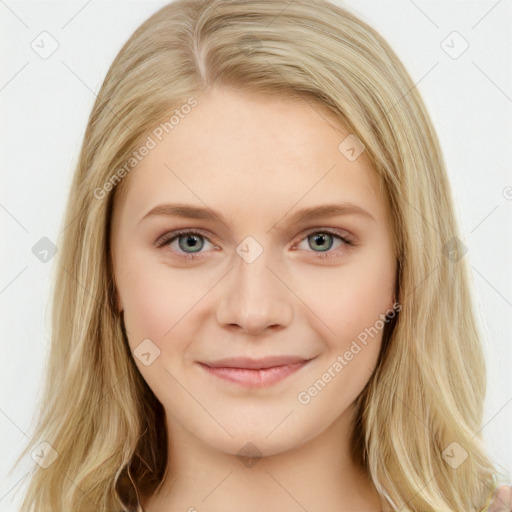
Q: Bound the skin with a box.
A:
[111,85,399,512]
[489,486,512,512]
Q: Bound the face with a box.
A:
[111,86,396,457]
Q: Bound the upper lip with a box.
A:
[200,355,311,369]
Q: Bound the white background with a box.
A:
[1,1,511,510]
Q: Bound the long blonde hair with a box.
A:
[12,0,505,510]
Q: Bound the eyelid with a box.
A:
[154,226,356,258]
[293,227,355,247]
[154,227,215,248]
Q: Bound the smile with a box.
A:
[197,357,312,388]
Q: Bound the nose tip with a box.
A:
[227,319,283,337]
[215,255,294,335]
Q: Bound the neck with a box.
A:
[140,407,388,512]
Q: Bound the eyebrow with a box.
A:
[139,202,375,229]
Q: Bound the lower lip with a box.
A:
[199,361,309,388]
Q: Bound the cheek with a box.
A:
[118,255,214,362]
[118,259,183,349]
[303,255,394,348]
[295,261,393,415]
[118,264,199,399]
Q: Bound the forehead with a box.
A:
[113,86,387,227]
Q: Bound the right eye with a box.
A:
[155,229,218,260]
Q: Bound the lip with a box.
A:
[198,356,312,388]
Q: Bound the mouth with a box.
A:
[197,356,313,388]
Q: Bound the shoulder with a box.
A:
[485,482,512,512]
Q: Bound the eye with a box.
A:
[155,228,355,261]
[154,229,217,260]
[294,229,354,260]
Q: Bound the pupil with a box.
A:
[180,235,202,252]
[312,233,332,252]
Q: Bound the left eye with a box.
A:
[296,231,351,253]
[155,229,353,259]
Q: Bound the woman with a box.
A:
[12,0,510,510]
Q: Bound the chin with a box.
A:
[197,419,317,461]
[215,435,299,460]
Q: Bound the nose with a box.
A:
[215,244,293,337]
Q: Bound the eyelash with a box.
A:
[154,228,355,262]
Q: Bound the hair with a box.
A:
[11,0,507,510]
